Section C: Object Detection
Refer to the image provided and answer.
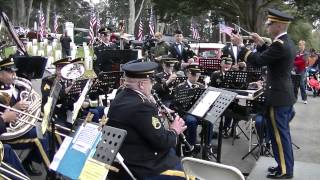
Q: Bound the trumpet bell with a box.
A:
[61,62,85,80]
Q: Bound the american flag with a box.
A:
[137,18,143,41]
[149,7,155,36]
[96,14,101,34]
[53,14,58,34]
[39,11,45,40]
[89,11,97,45]
[219,24,234,36]
[190,22,200,40]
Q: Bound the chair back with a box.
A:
[181,157,245,180]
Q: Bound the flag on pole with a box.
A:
[219,24,234,36]
[89,11,97,45]
[190,22,200,40]
[137,18,143,41]
[149,7,155,36]
[39,11,45,40]
[96,14,101,33]
[53,14,58,34]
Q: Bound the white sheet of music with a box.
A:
[191,91,221,117]
[72,123,100,154]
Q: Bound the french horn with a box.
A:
[0,77,41,140]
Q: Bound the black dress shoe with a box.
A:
[268,166,279,173]
[23,161,42,176]
[267,171,293,179]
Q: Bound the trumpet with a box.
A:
[151,90,194,152]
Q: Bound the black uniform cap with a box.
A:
[267,9,294,24]
[174,30,183,35]
[53,57,71,67]
[122,61,158,78]
[98,27,111,35]
[71,57,84,64]
[187,63,201,74]
[0,57,17,71]
[220,54,233,65]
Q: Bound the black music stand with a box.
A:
[93,126,127,165]
[199,58,221,75]
[221,71,249,90]
[14,56,47,79]
[173,88,205,114]
[188,87,237,162]
[89,71,123,102]
[240,93,272,160]
[93,126,137,180]
[66,78,93,104]
[97,50,138,72]
[171,77,187,88]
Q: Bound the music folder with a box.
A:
[50,123,102,179]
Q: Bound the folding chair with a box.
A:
[181,157,245,180]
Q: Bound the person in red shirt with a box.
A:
[294,40,308,104]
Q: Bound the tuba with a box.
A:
[0,77,42,141]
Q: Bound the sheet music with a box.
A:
[72,123,100,154]
[191,91,221,117]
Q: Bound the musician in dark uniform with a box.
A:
[107,61,187,180]
[210,55,233,88]
[41,57,75,128]
[94,27,117,73]
[153,57,178,106]
[174,64,215,159]
[169,30,196,71]
[0,108,28,179]
[234,9,296,179]
[210,55,240,138]
[0,57,50,176]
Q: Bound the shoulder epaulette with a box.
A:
[273,39,284,44]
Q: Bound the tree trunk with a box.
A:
[128,0,135,34]
[46,0,52,29]
[17,0,26,26]
[26,0,34,28]
[11,0,17,25]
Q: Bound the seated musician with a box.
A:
[0,57,50,176]
[210,55,235,138]
[153,57,179,107]
[174,63,216,159]
[107,61,188,180]
[0,110,28,179]
[41,57,74,128]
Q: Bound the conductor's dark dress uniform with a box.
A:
[238,9,296,179]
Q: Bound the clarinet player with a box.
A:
[107,61,188,180]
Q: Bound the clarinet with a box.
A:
[151,90,194,152]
